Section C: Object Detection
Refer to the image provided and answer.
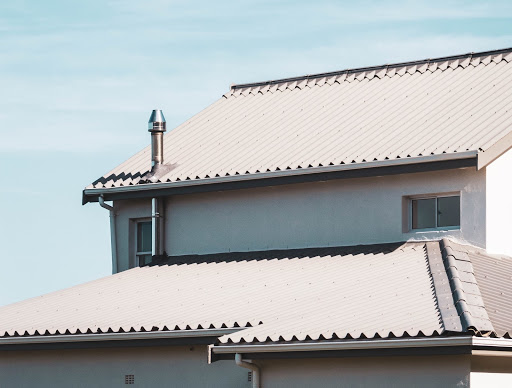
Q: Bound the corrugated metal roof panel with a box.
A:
[0,243,444,341]
[470,248,512,337]
[88,48,512,189]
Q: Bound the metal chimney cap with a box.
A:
[148,109,166,132]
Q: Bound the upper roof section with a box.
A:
[85,48,512,198]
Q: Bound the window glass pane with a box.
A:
[412,198,436,229]
[137,254,152,267]
[137,222,152,252]
[437,196,460,227]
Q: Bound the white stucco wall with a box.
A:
[113,167,486,270]
[0,345,246,388]
[486,147,512,256]
[258,355,470,388]
[471,372,512,387]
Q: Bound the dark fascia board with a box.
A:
[230,47,512,91]
[0,336,218,352]
[211,345,472,362]
[83,156,477,204]
[210,337,512,362]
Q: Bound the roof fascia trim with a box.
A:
[84,151,477,202]
[0,328,239,345]
[477,131,512,169]
[211,337,474,355]
[211,337,512,355]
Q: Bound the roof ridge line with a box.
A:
[230,47,512,90]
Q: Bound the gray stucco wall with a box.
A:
[0,345,246,388]
[114,167,486,271]
[259,355,470,388]
[0,348,471,388]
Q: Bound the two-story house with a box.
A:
[1,47,512,387]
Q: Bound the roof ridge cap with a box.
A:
[440,238,495,334]
[230,47,512,91]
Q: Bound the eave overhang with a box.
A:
[83,151,478,204]
[0,328,240,351]
[210,336,512,361]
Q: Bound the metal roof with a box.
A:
[470,245,512,336]
[87,47,512,191]
[0,242,442,340]
[0,240,509,345]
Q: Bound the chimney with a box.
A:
[148,109,166,166]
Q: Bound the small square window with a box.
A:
[136,221,152,266]
[411,195,460,230]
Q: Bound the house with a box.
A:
[1,47,512,387]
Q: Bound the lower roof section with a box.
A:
[0,239,509,350]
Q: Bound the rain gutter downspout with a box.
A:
[99,195,118,274]
[235,353,260,388]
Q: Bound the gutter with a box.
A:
[98,195,118,274]
[0,328,239,345]
[84,151,478,201]
[211,336,512,355]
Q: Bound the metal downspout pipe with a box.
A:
[235,353,260,388]
[99,195,118,274]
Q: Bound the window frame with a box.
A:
[406,192,461,232]
[132,218,152,267]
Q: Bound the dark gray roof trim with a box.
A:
[440,238,495,334]
[231,47,512,90]
[425,242,462,331]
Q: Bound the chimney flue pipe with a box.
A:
[148,109,166,259]
[148,109,166,166]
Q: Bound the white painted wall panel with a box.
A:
[486,147,512,256]
[471,372,512,387]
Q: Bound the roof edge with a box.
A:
[0,328,240,344]
[212,336,480,354]
[83,151,477,203]
[231,47,512,90]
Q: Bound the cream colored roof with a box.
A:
[88,48,512,190]
[0,243,443,340]
[1,240,509,345]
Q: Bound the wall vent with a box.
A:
[125,375,135,384]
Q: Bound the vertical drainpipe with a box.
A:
[99,195,118,274]
[235,354,261,388]
[148,110,166,258]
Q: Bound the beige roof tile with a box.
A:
[86,48,512,191]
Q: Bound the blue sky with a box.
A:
[1,0,512,306]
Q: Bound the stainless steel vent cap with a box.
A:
[148,109,166,132]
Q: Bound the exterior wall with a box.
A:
[114,167,486,270]
[471,373,512,387]
[486,147,512,256]
[0,347,471,388]
[0,345,246,388]
[114,198,151,272]
[258,355,470,388]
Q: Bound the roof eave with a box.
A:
[0,328,240,346]
[83,151,478,204]
[210,336,512,360]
